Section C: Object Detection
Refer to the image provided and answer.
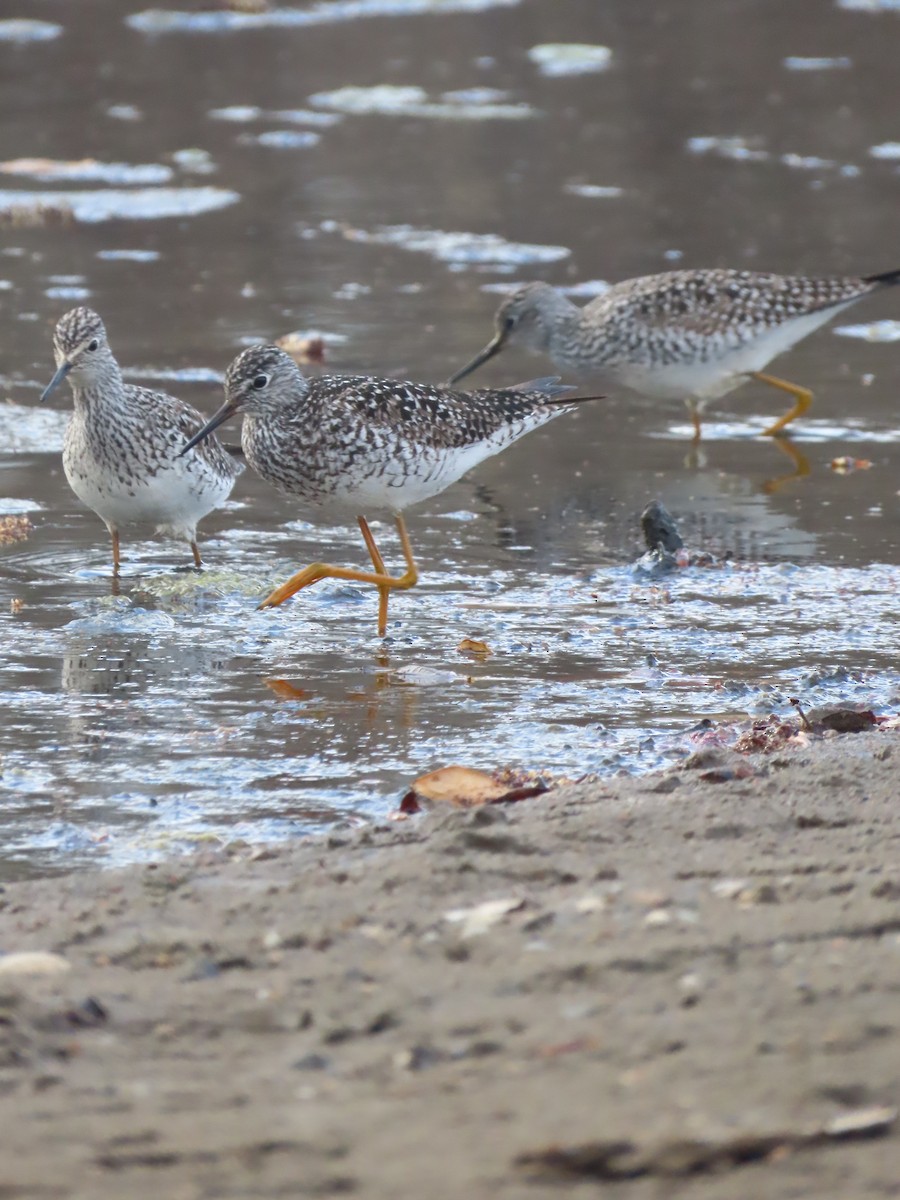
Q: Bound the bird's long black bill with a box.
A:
[40,362,71,404]
[179,400,238,457]
[446,332,505,385]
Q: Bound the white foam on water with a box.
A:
[834,320,900,342]
[528,43,613,77]
[309,84,534,120]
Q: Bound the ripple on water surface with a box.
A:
[0,20,62,42]
[127,0,522,34]
[308,85,535,120]
[346,224,571,270]
[0,187,239,222]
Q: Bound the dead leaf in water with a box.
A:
[265,678,312,701]
[275,332,326,364]
[457,637,493,658]
[0,515,32,545]
[399,765,549,812]
[830,456,873,474]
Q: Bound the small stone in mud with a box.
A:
[293,1053,331,1071]
[640,501,684,553]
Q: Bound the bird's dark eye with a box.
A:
[87,339,99,352]
[503,315,516,331]
[252,373,269,390]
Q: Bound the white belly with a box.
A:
[64,447,233,538]
[314,439,508,518]
[609,304,854,403]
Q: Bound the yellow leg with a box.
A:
[357,516,390,636]
[190,540,203,569]
[258,514,419,637]
[110,527,121,572]
[689,404,703,443]
[752,371,813,437]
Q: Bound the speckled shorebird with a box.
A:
[41,307,242,573]
[180,345,591,636]
[449,268,900,439]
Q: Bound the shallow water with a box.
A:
[1,0,899,878]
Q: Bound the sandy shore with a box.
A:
[1,728,899,1198]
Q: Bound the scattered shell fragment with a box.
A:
[0,951,70,977]
[444,897,525,938]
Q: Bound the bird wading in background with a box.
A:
[449,268,900,440]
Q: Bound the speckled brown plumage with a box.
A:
[450,266,900,436]
[198,344,578,516]
[42,307,241,570]
[180,344,587,634]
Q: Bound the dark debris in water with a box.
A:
[0,201,74,229]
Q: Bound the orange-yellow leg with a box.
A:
[107,528,121,597]
[190,540,203,569]
[752,371,813,437]
[689,404,703,443]
[258,514,419,637]
[357,516,390,635]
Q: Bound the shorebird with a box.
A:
[449,268,900,439]
[181,345,591,635]
[41,307,242,576]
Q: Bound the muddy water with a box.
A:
[1,0,899,877]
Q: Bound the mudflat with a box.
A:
[1,729,898,1199]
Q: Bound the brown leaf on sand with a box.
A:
[399,766,549,813]
[275,332,326,365]
[456,637,493,658]
[0,515,32,545]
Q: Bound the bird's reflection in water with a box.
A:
[265,649,423,732]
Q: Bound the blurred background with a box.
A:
[1,0,899,876]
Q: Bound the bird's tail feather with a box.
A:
[863,268,900,287]
[512,376,605,405]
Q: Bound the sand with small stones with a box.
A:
[1,729,899,1199]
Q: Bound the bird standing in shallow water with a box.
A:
[449,268,900,440]
[181,345,588,636]
[41,307,242,580]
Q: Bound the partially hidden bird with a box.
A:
[41,307,242,577]
[449,268,900,439]
[181,344,594,636]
